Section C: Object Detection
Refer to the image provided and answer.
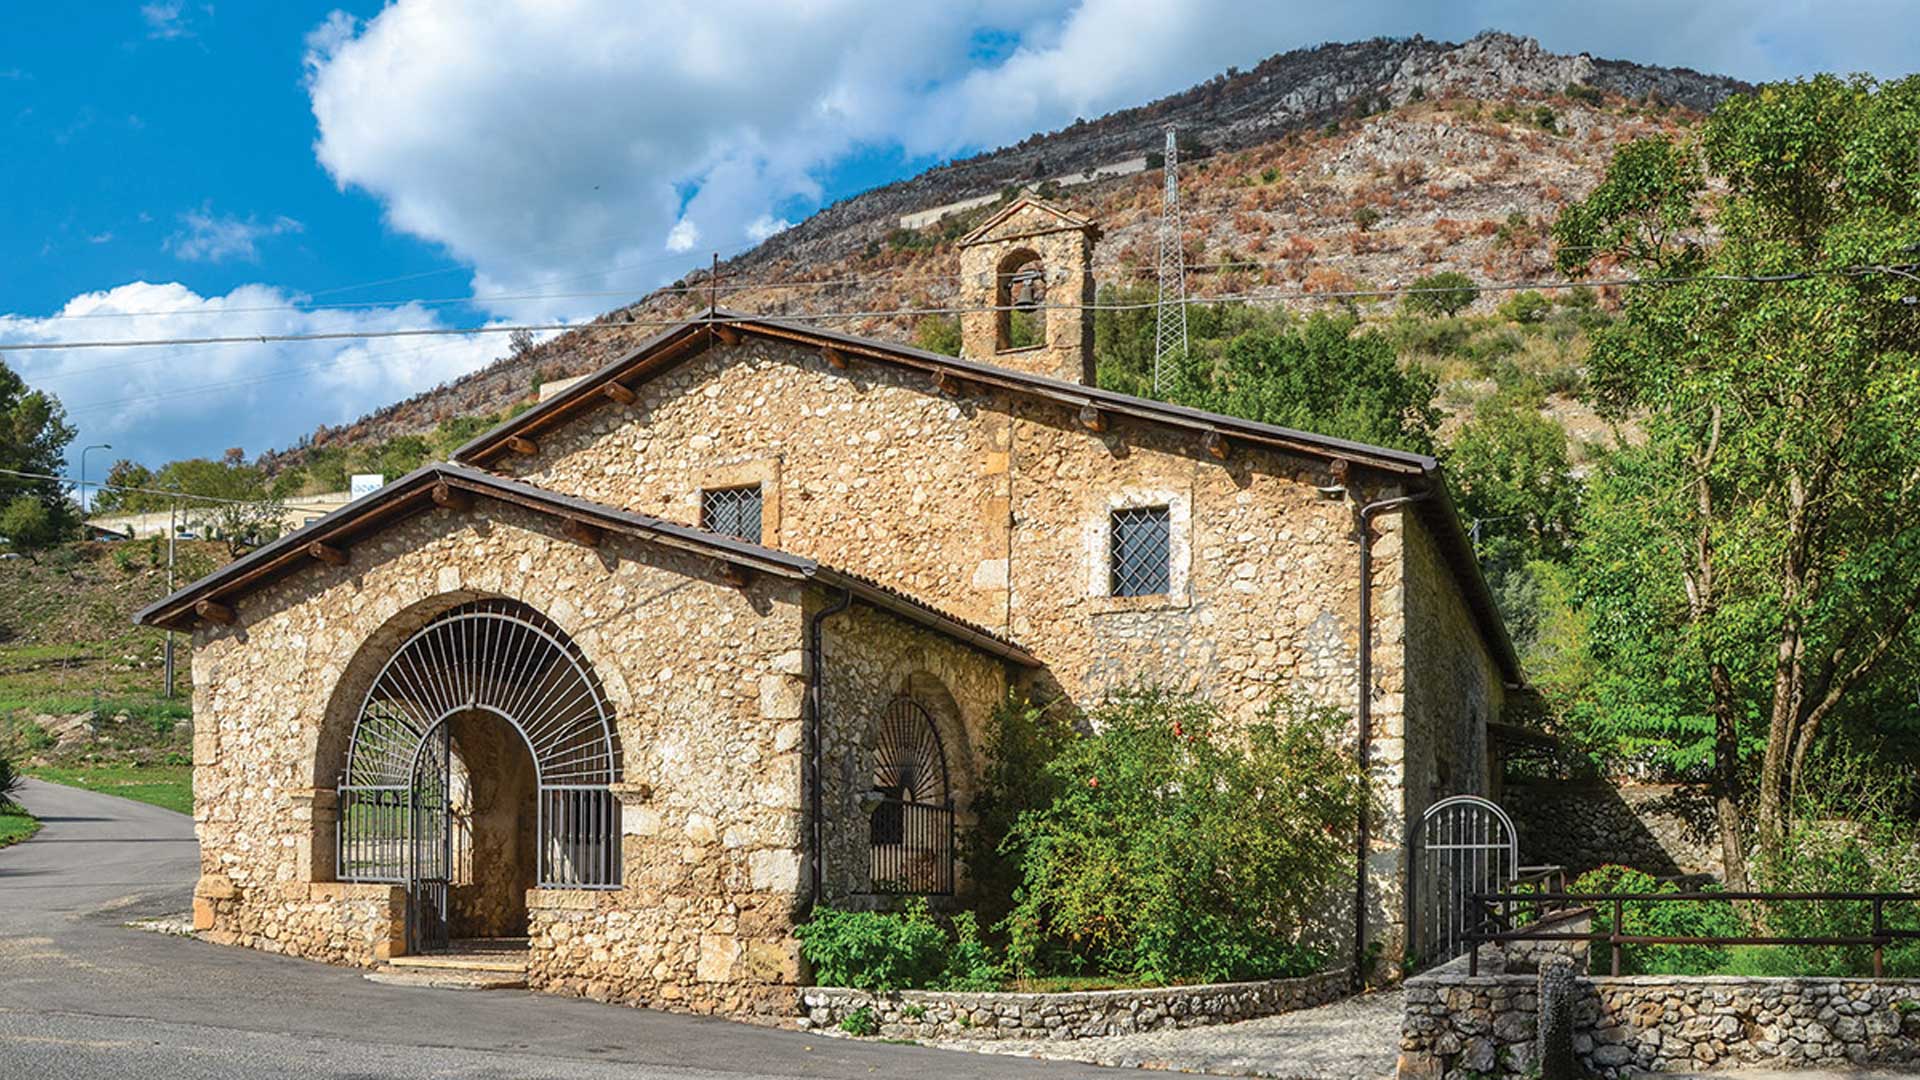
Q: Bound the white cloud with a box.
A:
[141,1,193,40]
[165,206,304,263]
[301,0,1913,330]
[665,220,700,254]
[0,282,501,468]
[746,215,791,243]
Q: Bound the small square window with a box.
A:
[1109,506,1171,597]
[700,485,763,544]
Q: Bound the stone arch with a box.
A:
[994,247,1048,352]
[316,593,625,897]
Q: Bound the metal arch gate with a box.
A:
[1409,795,1519,970]
[335,599,622,954]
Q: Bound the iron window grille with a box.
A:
[700,484,763,544]
[1109,505,1172,597]
[866,697,955,895]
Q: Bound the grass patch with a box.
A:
[28,762,192,815]
[0,808,38,849]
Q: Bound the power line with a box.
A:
[5,263,1912,355]
[0,467,325,510]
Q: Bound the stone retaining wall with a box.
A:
[799,969,1350,1041]
[1400,953,1920,1078]
[1503,780,1722,879]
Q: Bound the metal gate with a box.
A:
[407,722,453,952]
[1409,794,1518,969]
[336,599,621,954]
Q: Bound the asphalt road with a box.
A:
[0,779,1112,1079]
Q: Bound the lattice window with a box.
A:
[700,484,763,543]
[1109,505,1171,597]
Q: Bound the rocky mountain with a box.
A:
[261,32,1747,470]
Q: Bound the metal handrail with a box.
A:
[1465,889,1920,977]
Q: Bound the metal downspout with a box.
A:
[805,587,855,912]
[1353,488,1432,990]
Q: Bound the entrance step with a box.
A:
[366,937,529,991]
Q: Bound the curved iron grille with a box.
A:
[867,697,954,895]
[343,599,618,788]
[338,599,621,895]
[871,697,949,806]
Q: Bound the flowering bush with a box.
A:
[1001,689,1368,984]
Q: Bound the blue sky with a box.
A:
[1,1,1913,477]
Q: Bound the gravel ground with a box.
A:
[921,989,1403,1079]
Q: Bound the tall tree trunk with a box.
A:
[1687,405,1750,889]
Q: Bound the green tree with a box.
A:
[1554,75,1920,884]
[1446,386,1581,566]
[911,315,962,357]
[1401,271,1479,317]
[0,356,78,546]
[90,459,155,514]
[1196,313,1441,455]
[0,495,60,553]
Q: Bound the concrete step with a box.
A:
[365,966,528,991]
[385,953,528,974]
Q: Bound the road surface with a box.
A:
[0,779,1111,1079]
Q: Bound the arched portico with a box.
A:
[333,597,622,952]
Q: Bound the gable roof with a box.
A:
[957,195,1100,247]
[131,462,1037,667]
[447,309,1521,684]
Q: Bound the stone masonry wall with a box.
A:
[799,969,1350,1041]
[818,600,1010,905]
[491,333,1512,961]
[956,200,1097,385]
[1401,953,1920,1078]
[187,500,814,1014]
[1504,779,1724,879]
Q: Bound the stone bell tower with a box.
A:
[956,196,1101,385]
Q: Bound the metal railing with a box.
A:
[867,797,955,896]
[1465,889,1920,977]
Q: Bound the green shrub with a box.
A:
[796,901,948,991]
[0,757,23,813]
[796,900,1005,992]
[838,1006,878,1037]
[1002,689,1365,984]
[901,1002,927,1021]
[1573,865,1743,975]
[1499,291,1552,325]
[1351,207,1381,232]
[1402,272,1479,318]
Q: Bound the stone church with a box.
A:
[137,197,1519,1017]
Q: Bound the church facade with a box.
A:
[138,197,1519,1017]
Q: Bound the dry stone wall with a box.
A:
[1401,953,1920,1078]
[799,969,1350,1041]
[1504,780,1724,879]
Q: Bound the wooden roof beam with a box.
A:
[1203,429,1231,461]
[713,324,741,346]
[431,482,472,512]
[563,518,603,548]
[822,346,849,370]
[1078,403,1108,433]
[306,541,348,568]
[716,561,753,588]
[195,599,235,625]
[603,381,638,406]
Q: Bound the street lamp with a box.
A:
[79,443,112,516]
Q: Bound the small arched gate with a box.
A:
[335,599,621,952]
[1409,794,1518,969]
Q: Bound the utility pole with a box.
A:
[164,495,177,699]
[1152,124,1189,397]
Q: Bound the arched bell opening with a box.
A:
[335,598,621,953]
[994,248,1048,352]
